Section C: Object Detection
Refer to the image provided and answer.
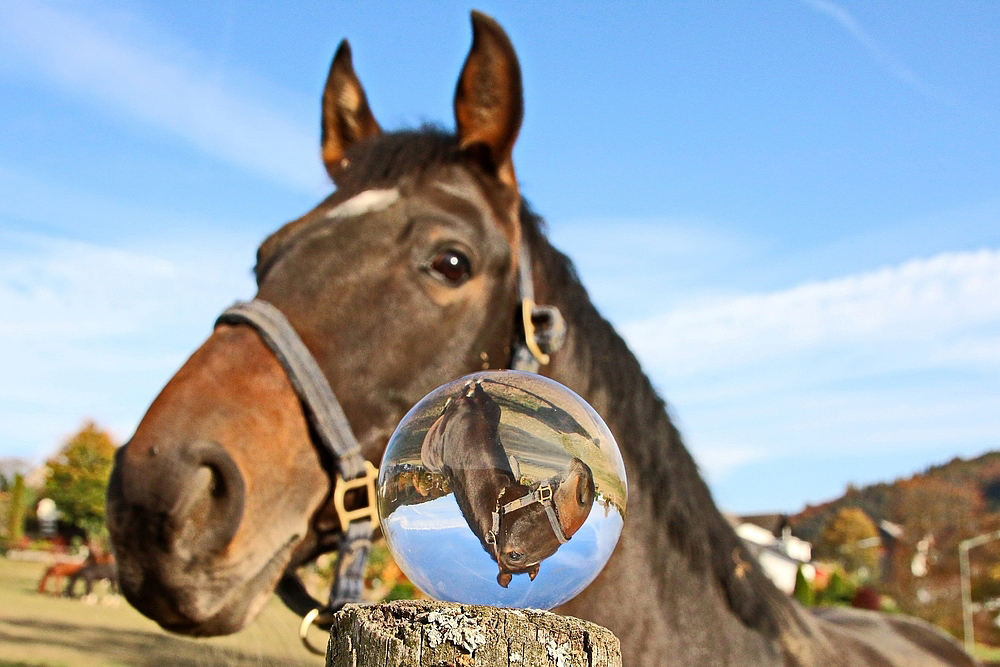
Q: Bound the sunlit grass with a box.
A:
[0,558,322,667]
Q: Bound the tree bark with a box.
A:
[326,600,621,667]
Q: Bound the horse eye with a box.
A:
[508,550,524,562]
[429,250,472,285]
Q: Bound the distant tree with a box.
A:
[6,473,28,544]
[816,507,880,576]
[792,566,814,606]
[0,457,31,492]
[815,568,857,606]
[43,421,117,537]
[895,477,981,541]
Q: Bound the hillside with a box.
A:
[791,451,1000,544]
[789,450,1000,643]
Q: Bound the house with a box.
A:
[728,514,815,594]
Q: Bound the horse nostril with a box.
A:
[207,465,227,500]
[165,441,246,559]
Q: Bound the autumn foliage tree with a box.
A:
[816,507,880,576]
[43,421,117,537]
[791,453,1000,643]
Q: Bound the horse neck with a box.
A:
[450,465,518,547]
[529,233,794,662]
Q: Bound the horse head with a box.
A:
[106,12,532,636]
[494,457,596,588]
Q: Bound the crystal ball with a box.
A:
[377,370,627,609]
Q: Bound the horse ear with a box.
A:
[528,563,539,581]
[497,570,513,588]
[454,11,523,189]
[554,458,596,538]
[321,40,381,178]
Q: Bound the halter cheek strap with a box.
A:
[487,482,570,551]
[511,239,566,372]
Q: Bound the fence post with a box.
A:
[326,600,621,667]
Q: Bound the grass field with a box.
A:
[0,559,325,667]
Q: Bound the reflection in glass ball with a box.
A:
[377,370,627,609]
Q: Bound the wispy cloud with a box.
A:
[622,247,1000,377]
[0,1,326,194]
[799,0,958,107]
[620,247,1000,508]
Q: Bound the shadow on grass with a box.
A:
[0,618,317,667]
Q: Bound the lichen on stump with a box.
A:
[326,600,621,667]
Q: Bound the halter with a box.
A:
[486,481,569,552]
[215,239,564,652]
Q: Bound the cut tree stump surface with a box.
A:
[326,600,621,667]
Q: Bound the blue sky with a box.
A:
[1,1,998,513]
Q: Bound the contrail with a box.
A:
[799,0,961,109]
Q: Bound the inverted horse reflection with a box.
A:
[420,379,596,586]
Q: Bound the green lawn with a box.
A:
[0,559,324,667]
[976,643,1000,663]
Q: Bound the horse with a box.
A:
[105,11,977,666]
[38,561,84,595]
[65,562,119,598]
[420,378,596,586]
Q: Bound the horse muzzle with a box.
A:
[106,438,274,634]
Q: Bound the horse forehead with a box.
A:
[425,175,489,210]
[321,176,502,240]
[410,168,514,237]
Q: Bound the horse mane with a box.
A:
[259,126,783,634]
[521,189,785,638]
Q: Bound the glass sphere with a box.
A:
[377,370,627,609]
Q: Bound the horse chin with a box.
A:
[117,532,301,637]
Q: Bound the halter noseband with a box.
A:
[214,239,564,651]
[486,481,569,553]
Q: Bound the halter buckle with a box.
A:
[333,460,380,534]
[537,483,553,503]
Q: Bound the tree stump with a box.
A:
[326,600,621,667]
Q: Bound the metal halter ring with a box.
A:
[520,297,550,366]
[299,608,326,655]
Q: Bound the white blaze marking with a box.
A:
[325,188,400,219]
